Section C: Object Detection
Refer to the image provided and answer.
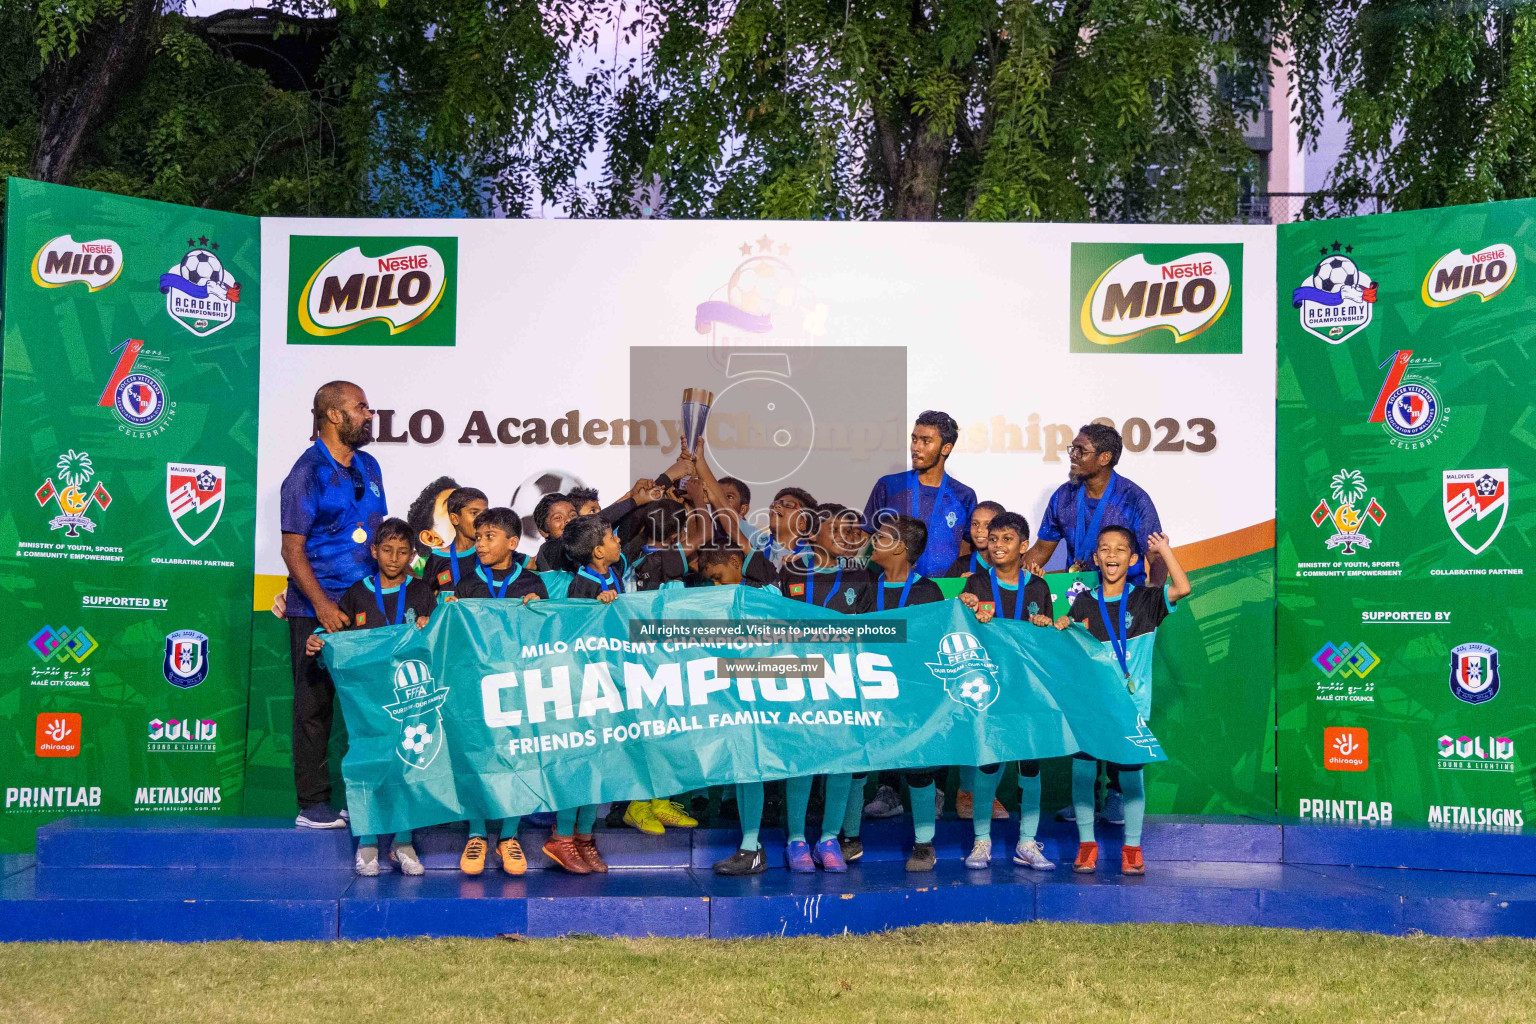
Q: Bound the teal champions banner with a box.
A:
[322,586,1164,837]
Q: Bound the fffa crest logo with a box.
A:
[385,660,450,769]
[925,631,1000,711]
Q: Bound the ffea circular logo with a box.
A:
[1383,382,1439,439]
[114,373,166,428]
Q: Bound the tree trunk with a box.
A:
[891,114,951,220]
[30,0,163,184]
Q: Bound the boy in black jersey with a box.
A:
[945,500,1004,578]
[423,487,492,596]
[531,493,578,572]
[850,514,947,870]
[442,507,547,877]
[568,486,602,517]
[628,499,696,591]
[304,518,432,878]
[956,511,1057,871]
[1057,526,1190,876]
[696,545,778,590]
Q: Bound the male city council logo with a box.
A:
[1310,468,1385,555]
[1449,642,1500,705]
[1443,468,1508,556]
[925,631,1001,711]
[160,237,240,336]
[163,629,210,689]
[1368,349,1446,449]
[384,660,451,769]
[1070,243,1243,353]
[290,236,457,346]
[35,449,112,538]
[1293,242,1377,344]
[1422,243,1516,307]
[31,235,122,292]
[166,463,226,547]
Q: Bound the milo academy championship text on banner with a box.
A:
[0,180,259,851]
[1276,203,1536,827]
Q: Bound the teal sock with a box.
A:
[972,766,1001,840]
[737,781,764,851]
[358,835,378,846]
[1121,771,1146,847]
[820,774,852,843]
[959,765,976,794]
[785,776,813,844]
[910,783,937,844]
[1072,759,1098,843]
[467,819,487,839]
[555,807,577,837]
[392,830,413,844]
[499,817,520,837]
[576,804,598,834]
[1018,772,1041,843]
[842,777,865,839]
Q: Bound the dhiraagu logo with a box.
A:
[1070,242,1243,353]
[288,235,457,346]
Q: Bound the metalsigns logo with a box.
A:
[35,450,112,538]
[1443,469,1508,556]
[1070,243,1243,353]
[98,338,175,439]
[1311,468,1385,555]
[1449,642,1500,705]
[1437,734,1514,773]
[1293,242,1377,344]
[1422,244,1516,307]
[31,235,122,291]
[160,237,240,336]
[289,236,457,346]
[1369,350,1446,449]
[925,631,1001,710]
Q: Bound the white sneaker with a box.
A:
[864,784,904,819]
[1101,790,1125,825]
[391,843,425,876]
[355,845,380,877]
[964,838,993,869]
[1012,838,1056,870]
[1054,803,1077,822]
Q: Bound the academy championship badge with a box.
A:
[384,660,451,769]
[160,238,240,336]
[1293,243,1377,344]
[1449,643,1500,705]
[166,463,226,546]
[1311,468,1385,555]
[1443,469,1508,556]
[163,630,210,689]
[926,631,1000,711]
[35,449,112,538]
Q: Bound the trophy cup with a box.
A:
[680,388,714,457]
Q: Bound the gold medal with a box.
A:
[1126,673,1137,693]
[352,526,368,544]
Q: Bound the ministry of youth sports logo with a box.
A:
[385,660,451,769]
[926,632,1000,711]
[1293,244,1377,344]
[1311,468,1385,556]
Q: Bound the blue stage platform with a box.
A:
[3,815,1534,941]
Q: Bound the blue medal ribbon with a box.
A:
[1071,472,1120,564]
[989,567,1030,620]
[1096,585,1133,688]
[373,576,408,625]
[876,572,918,611]
[907,470,954,548]
[578,565,621,593]
[477,561,523,599]
[803,567,843,608]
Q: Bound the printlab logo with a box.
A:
[925,631,1000,711]
[163,630,210,689]
[694,236,829,351]
[35,713,82,758]
[385,660,450,769]
[31,235,122,291]
[97,338,175,438]
[1449,642,1500,705]
[1443,469,1508,556]
[1312,641,1379,703]
[1070,243,1243,354]
[1293,242,1377,344]
[147,717,218,753]
[1323,727,1368,771]
[1422,244,1516,307]
[289,236,457,347]
[1438,734,1514,773]
[160,237,240,336]
[29,625,97,688]
[166,463,226,547]
[1369,350,1446,449]
[35,449,112,538]
[1311,468,1385,555]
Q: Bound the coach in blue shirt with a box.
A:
[280,380,388,829]
[863,410,977,579]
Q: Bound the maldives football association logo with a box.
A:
[166,463,226,546]
[1443,469,1508,556]
[385,660,450,769]
[1311,468,1385,555]
[926,631,1000,711]
[1449,642,1500,705]
[160,237,240,336]
[35,449,112,538]
[1293,243,1378,344]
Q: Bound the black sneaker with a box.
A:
[296,803,347,829]
[906,841,937,872]
[838,834,864,862]
[713,847,767,876]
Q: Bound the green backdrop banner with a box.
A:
[321,587,1165,838]
[1277,204,1536,827]
[0,180,260,851]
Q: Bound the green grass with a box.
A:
[2,922,1534,1024]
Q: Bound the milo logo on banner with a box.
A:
[1070,243,1243,353]
[31,235,122,292]
[1422,243,1516,307]
[289,236,457,346]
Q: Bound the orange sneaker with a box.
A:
[497,836,527,875]
[574,833,608,873]
[1121,845,1145,875]
[1073,841,1098,874]
[542,833,591,874]
[460,835,488,875]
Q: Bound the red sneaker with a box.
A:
[542,834,592,874]
[574,833,608,873]
[1121,845,1145,875]
[1073,841,1098,874]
